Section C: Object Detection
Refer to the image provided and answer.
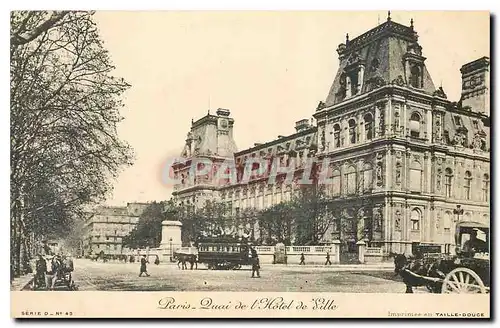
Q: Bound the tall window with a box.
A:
[410,65,421,88]
[482,174,490,201]
[411,208,421,230]
[445,168,453,198]
[348,119,357,144]
[333,124,341,148]
[464,171,472,200]
[364,113,374,140]
[331,169,341,196]
[409,161,422,192]
[345,166,357,195]
[362,163,373,192]
[409,112,421,138]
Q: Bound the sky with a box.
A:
[92,11,490,206]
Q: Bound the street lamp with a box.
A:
[169,238,173,262]
[453,205,464,222]
[452,205,464,254]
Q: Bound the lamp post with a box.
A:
[169,238,173,262]
[453,205,464,222]
[452,205,464,254]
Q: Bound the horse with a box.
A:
[392,253,447,293]
[174,253,198,270]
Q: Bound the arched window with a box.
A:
[348,119,357,144]
[411,208,421,231]
[409,112,421,138]
[333,124,341,148]
[331,169,341,196]
[364,113,374,140]
[345,165,357,195]
[409,160,422,192]
[362,162,373,192]
[482,174,489,202]
[410,65,421,88]
[443,211,452,231]
[464,171,472,200]
[445,168,453,198]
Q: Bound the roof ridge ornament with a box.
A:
[410,18,414,30]
[387,11,391,22]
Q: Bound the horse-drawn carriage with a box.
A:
[195,236,253,270]
[395,221,490,294]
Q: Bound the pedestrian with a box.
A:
[33,254,47,290]
[139,255,150,277]
[325,252,332,265]
[299,253,305,265]
[251,249,260,278]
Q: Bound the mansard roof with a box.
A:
[323,17,437,108]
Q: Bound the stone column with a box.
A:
[387,97,393,135]
[357,240,366,264]
[358,65,365,93]
[331,240,341,264]
[427,110,432,142]
[346,76,352,98]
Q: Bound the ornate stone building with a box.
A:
[172,16,490,259]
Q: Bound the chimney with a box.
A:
[216,108,230,117]
[460,57,489,116]
[295,119,310,132]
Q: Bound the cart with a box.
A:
[402,221,489,294]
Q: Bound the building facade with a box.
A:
[172,16,490,259]
[82,202,149,257]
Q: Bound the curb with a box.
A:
[10,276,34,291]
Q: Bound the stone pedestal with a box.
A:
[331,240,341,264]
[357,240,366,263]
[159,220,182,262]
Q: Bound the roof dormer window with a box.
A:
[410,65,421,88]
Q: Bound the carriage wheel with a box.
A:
[232,264,241,270]
[441,267,487,294]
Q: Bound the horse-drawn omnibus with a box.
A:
[195,236,253,270]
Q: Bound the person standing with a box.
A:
[299,253,305,265]
[34,254,47,290]
[139,255,150,277]
[325,252,332,265]
[251,249,260,278]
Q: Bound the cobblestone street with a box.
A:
[63,259,428,293]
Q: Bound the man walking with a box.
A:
[139,255,150,277]
[325,252,332,265]
[299,253,305,265]
[251,249,260,278]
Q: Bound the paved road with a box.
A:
[68,259,427,293]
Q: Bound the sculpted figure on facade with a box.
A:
[395,210,402,231]
[436,168,442,190]
[395,162,402,185]
[376,162,383,186]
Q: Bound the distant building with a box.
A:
[82,202,149,257]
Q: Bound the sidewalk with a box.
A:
[263,263,395,271]
[10,274,34,291]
